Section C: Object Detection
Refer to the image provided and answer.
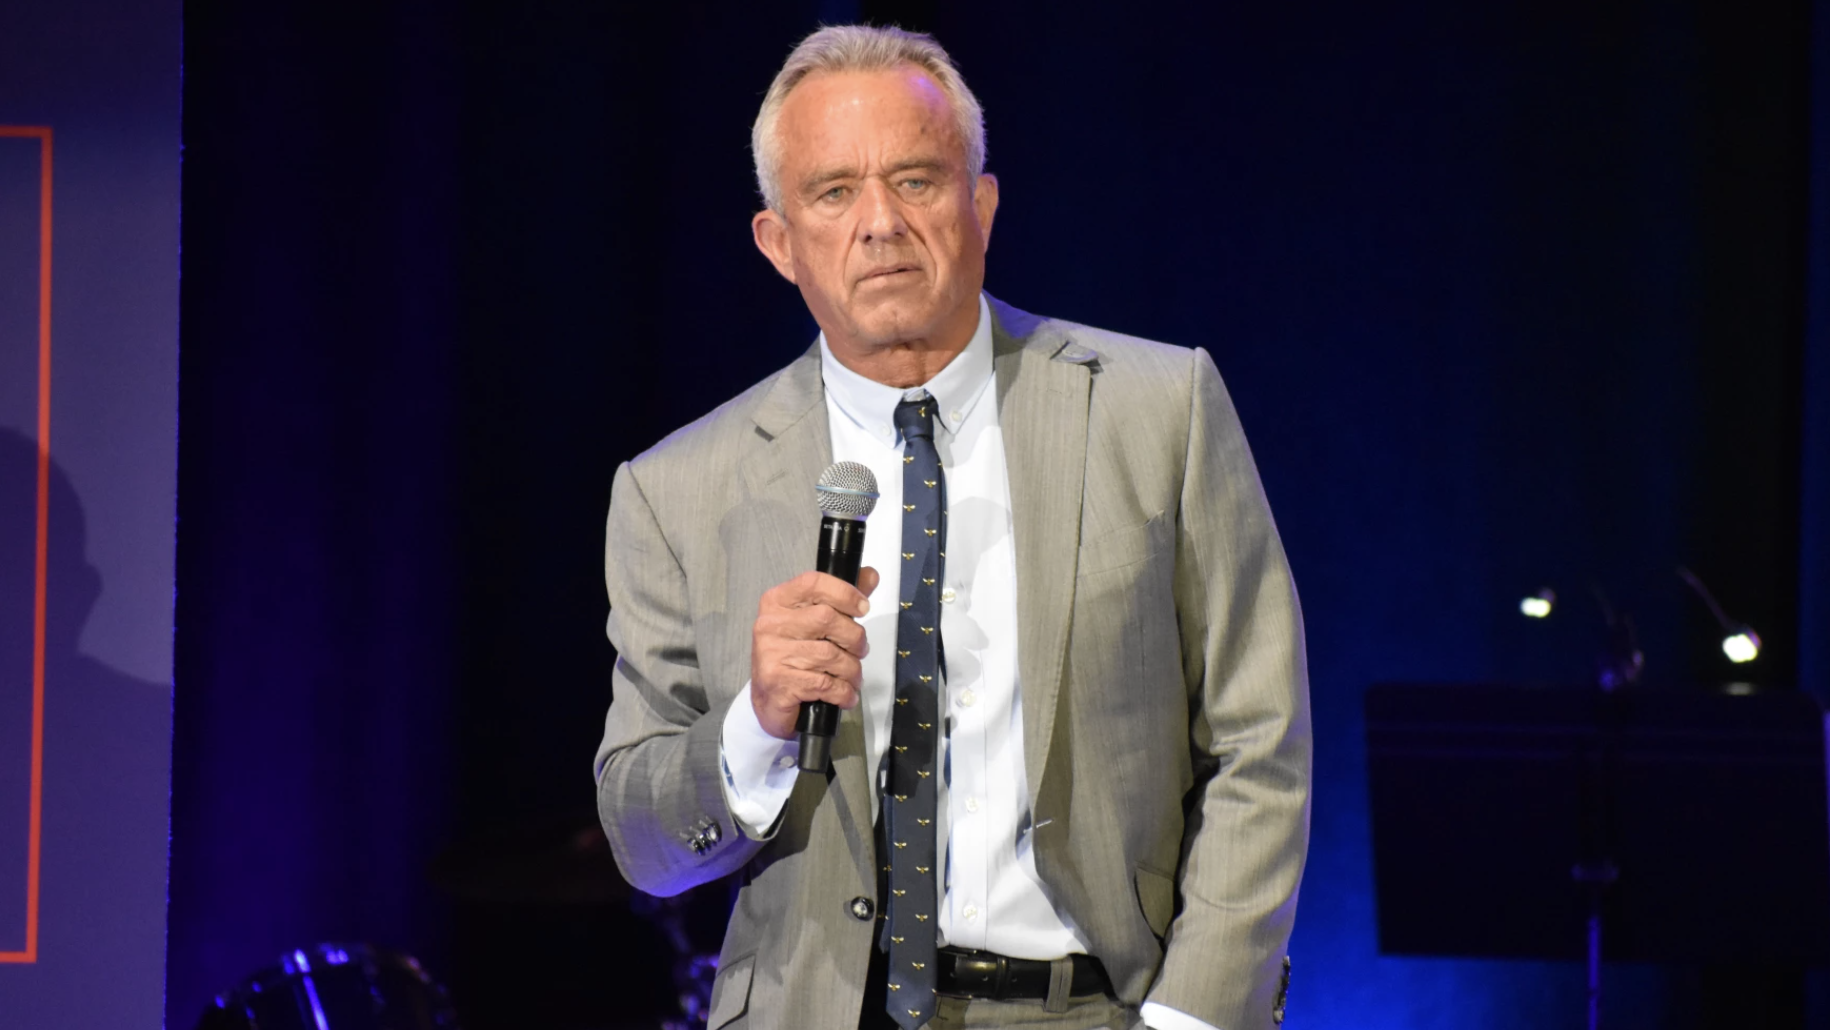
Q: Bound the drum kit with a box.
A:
[194,811,728,1030]
[196,943,462,1030]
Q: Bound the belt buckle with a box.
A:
[950,950,1008,999]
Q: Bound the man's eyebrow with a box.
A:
[883,157,946,176]
[799,166,859,194]
[798,158,950,195]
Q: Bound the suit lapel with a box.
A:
[742,347,877,883]
[989,298,1094,809]
[743,346,829,577]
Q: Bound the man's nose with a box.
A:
[856,179,907,243]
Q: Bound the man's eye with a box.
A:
[901,178,929,191]
[821,186,846,202]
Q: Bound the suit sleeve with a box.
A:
[1146,347,1311,1029]
[594,460,768,896]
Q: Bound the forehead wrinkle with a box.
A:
[778,67,962,170]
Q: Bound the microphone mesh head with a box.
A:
[816,461,880,519]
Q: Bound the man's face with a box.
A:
[753,66,998,356]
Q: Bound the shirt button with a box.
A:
[963,903,980,921]
[775,754,795,770]
[940,588,957,604]
[964,796,980,813]
[849,897,875,921]
[958,689,977,708]
[950,411,962,424]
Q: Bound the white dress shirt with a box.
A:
[718,295,1215,1030]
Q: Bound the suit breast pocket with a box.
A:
[1076,511,1166,578]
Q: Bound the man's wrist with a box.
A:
[717,681,800,839]
[725,681,800,760]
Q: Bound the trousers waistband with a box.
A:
[934,946,1112,1001]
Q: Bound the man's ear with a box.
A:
[752,208,798,283]
[973,173,1000,248]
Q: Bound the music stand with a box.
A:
[1366,682,1830,1028]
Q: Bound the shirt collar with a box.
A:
[819,294,995,444]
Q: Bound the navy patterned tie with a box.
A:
[884,394,945,1029]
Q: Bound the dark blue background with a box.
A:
[169,2,1830,1028]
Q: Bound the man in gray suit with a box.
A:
[595,25,1309,1030]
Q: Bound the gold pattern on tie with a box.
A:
[886,394,943,1029]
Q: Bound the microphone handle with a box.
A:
[798,514,866,773]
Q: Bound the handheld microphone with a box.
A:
[798,461,879,773]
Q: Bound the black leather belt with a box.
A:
[934,946,1112,1001]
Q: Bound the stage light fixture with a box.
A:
[1721,628,1761,664]
[1676,566,1762,668]
[1519,588,1556,619]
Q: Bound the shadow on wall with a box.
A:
[0,427,168,1025]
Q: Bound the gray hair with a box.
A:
[751,25,987,213]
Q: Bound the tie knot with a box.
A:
[894,397,936,442]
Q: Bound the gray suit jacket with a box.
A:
[595,297,1310,1030]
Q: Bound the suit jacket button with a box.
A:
[849,897,874,921]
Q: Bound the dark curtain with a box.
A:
[170,2,1826,1028]
[169,1,465,1021]
[1801,0,1830,705]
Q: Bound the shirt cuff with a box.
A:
[718,680,800,839]
[1141,1002,1222,1030]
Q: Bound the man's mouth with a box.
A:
[861,265,918,281]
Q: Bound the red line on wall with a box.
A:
[0,124,51,966]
